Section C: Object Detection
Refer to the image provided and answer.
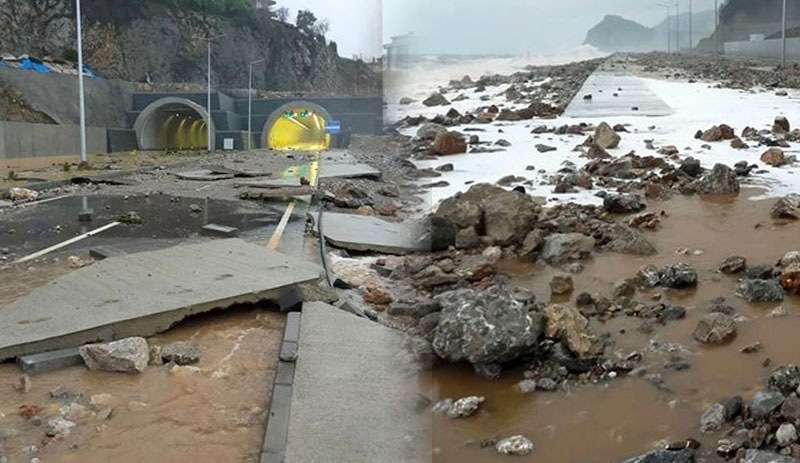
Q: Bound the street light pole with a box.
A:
[688,0,693,55]
[659,3,673,54]
[204,33,225,151]
[76,0,86,164]
[715,0,719,55]
[782,0,787,66]
[248,58,265,151]
[676,3,680,55]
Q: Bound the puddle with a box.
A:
[0,195,285,255]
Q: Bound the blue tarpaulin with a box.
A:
[20,58,50,73]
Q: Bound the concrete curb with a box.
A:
[260,310,301,463]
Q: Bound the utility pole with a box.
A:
[782,0,788,66]
[676,3,680,55]
[715,0,719,55]
[204,33,225,151]
[76,0,86,164]
[248,58,265,151]
[689,0,693,55]
[659,3,674,54]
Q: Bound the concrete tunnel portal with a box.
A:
[134,97,214,151]
[263,101,333,151]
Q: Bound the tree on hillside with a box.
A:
[295,9,317,34]
[312,18,329,36]
[274,6,289,22]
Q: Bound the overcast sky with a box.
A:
[276,0,720,57]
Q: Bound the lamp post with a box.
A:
[76,0,86,164]
[248,58,265,151]
[676,2,680,55]
[715,0,719,55]
[782,0,787,66]
[204,33,225,151]
[659,3,673,53]
[688,0,693,55]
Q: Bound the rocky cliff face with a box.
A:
[583,15,656,53]
[0,0,379,95]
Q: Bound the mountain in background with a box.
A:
[584,10,716,53]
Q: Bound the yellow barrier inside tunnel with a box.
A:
[267,110,331,151]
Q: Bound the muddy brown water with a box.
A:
[426,189,800,462]
[0,306,284,463]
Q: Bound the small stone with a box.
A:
[447,396,484,418]
[740,342,763,354]
[517,379,537,394]
[536,378,558,391]
[700,403,727,432]
[769,306,789,317]
[693,313,737,344]
[189,204,202,214]
[15,375,32,394]
[160,341,201,366]
[45,417,75,438]
[496,435,534,456]
[550,274,574,295]
[79,337,149,374]
[719,256,747,274]
[777,424,799,447]
[661,262,698,289]
[432,398,453,414]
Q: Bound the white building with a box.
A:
[383,33,418,70]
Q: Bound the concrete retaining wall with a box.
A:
[724,38,800,62]
[0,121,107,160]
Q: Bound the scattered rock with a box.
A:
[543,304,604,359]
[536,230,596,262]
[774,116,791,133]
[780,264,800,294]
[517,379,537,393]
[700,403,727,432]
[423,93,450,107]
[496,435,534,456]
[701,125,723,142]
[446,396,484,418]
[45,417,75,438]
[660,263,698,289]
[744,450,800,463]
[719,256,747,274]
[160,341,201,366]
[761,148,788,167]
[433,287,544,366]
[535,144,557,153]
[79,337,149,374]
[771,194,800,220]
[603,194,646,214]
[736,279,784,303]
[605,225,658,256]
[593,122,621,149]
[622,447,695,463]
[749,390,785,419]
[768,365,800,394]
[399,97,416,105]
[416,123,448,141]
[679,157,703,178]
[693,313,737,344]
[363,287,394,306]
[694,164,740,195]
[550,274,574,295]
[433,132,468,156]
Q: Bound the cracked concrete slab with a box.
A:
[0,239,322,361]
[314,212,429,255]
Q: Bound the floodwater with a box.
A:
[427,189,800,462]
[0,195,284,255]
[0,306,284,463]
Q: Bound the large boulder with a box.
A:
[79,337,149,373]
[660,263,698,289]
[774,116,791,133]
[736,279,784,303]
[594,122,621,149]
[771,194,800,220]
[433,132,467,155]
[432,287,544,365]
[761,148,788,167]
[423,92,450,107]
[604,225,657,256]
[543,304,604,359]
[603,194,646,214]
[701,125,723,142]
[435,197,483,230]
[416,123,447,141]
[749,390,785,419]
[694,164,740,195]
[541,233,596,264]
[482,191,539,246]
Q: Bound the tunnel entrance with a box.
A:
[134,97,215,151]
[263,101,332,151]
